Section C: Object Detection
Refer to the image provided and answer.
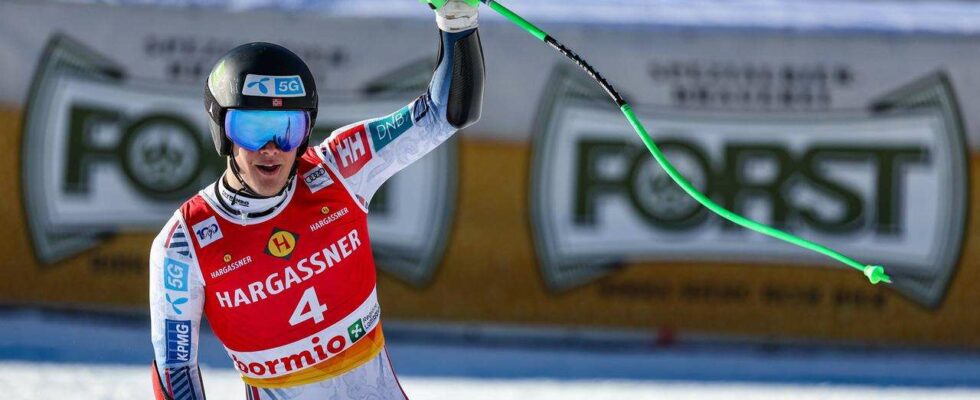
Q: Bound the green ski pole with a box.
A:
[422,0,891,285]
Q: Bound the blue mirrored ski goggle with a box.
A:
[224,109,311,152]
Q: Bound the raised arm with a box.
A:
[150,213,207,400]
[315,2,484,207]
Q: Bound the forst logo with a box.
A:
[59,106,219,199]
[574,139,925,233]
[328,124,373,178]
[531,69,967,307]
[266,228,300,260]
[22,35,223,264]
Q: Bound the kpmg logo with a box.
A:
[191,216,223,248]
[166,319,192,364]
[163,257,190,292]
[242,74,306,98]
[530,68,967,307]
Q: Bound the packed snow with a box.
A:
[1,309,978,399]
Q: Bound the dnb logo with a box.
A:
[328,124,373,178]
[368,106,412,151]
[530,68,968,307]
[266,228,300,260]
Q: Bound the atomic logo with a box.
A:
[265,228,299,260]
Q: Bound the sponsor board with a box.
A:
[18,34,456,286]
[530,67,967,307]
[3,3,978,347]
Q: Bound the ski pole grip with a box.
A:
[419,0,480,10]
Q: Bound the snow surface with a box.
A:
[1,309,980,399]
[4,362,980,400]
[51,0,980,36]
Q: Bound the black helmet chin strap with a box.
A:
[228,156,261,197]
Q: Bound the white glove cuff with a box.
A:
[436,2,479,33]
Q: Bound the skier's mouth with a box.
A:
[255,163,282,175]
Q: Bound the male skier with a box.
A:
[149,1,483,399]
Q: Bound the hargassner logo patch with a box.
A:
[242,74,306,98]
[302,165,333,193]
[191,216,223,248]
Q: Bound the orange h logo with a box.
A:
[265,229,299,259]
[273,236,292,252]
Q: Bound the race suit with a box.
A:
[150,27,484,400]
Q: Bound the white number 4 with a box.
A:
[289,287,328,326]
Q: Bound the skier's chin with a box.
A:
[246,167,290,196]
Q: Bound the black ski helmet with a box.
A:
[204,42,318,156]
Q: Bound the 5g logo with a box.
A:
[275,77,304,96]
[242,74,306,98]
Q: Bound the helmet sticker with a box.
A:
[242,74,306,98]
